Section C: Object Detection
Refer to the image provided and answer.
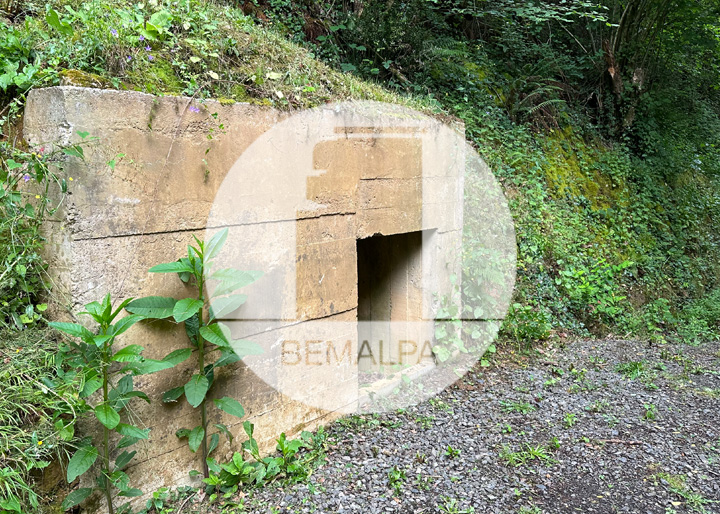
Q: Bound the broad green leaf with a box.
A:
[116,436,140,449]
[162,348,192,365]
[210,269,262,297]
[5,159,22,170]
[55,420,74,442]
[92,334,113,347]
[229,339,264,357]
[114,450,136,470]
[48,322,94,343]
[80,376,102,398]
[208,294,247,321]
[46,8,73,35]
[149,261,194,274]
[80,301,103,323]
[125,296,177,319]
[0,496,20,513]
[119,488,143,497]
[204,228,228,262]
[112,314,143,336]
[208,433,220,455]
[215,423,233,443]
[62,145,85,159]
[243,420,254,438]
[67,446,98,482]
[184,312,200,346]
[184,374,209,408]
[173,298,203,323]
[139,27,157,41]
[232,451,244,470]
[60,488,93,510]
[149,9,171,28]
[112,345,144,362]
[199,323,230,347]
[206,456,221,473]
[163,386,185,403]
[64,145,85,159]
[124,391,150,403]
[243,437,260,459]
[204,365,215,388]
[116,424,150,440]
[188,426,205,453]
[94,404,120,429]
[109,470,129,490]
[214,348,241,368]
[128,358,174,375]
[178,257,194,283]
[116,375,133,395]
[213,397,245,418]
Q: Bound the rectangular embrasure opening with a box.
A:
[356,231,424,372]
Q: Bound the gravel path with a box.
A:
[189,339,720,514]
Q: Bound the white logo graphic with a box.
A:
[206,102,516,413]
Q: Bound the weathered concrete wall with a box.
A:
[23,86,463,510]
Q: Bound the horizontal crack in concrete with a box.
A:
[72,213,357,241]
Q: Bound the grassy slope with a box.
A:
[1,0,430,109]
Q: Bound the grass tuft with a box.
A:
[0,327,80,512]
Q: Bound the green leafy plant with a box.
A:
[444,445,461,458]
[50,294,173,513]
[615,361,648,380]
[126,228,263,478]
[387,465,406,496]
[502,303,551,349]
[654,473,716,513]
[563,412,577,428]
[643,403,658,421]
[438,496,475,514]
[586,398,610,414]
[0,121,88,329]
[500,400,536,414]
[499,442,556,467]
[556,259,634,322]
[415,473,432,491]
[205,424,320,490]
[415,415,434,429]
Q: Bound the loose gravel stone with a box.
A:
[191,338,720,513]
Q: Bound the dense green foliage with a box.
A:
[254,0,720,344]
[0,123,87,512]
[0,114,87,330]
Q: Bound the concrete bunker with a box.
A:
[23,87,467,502]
